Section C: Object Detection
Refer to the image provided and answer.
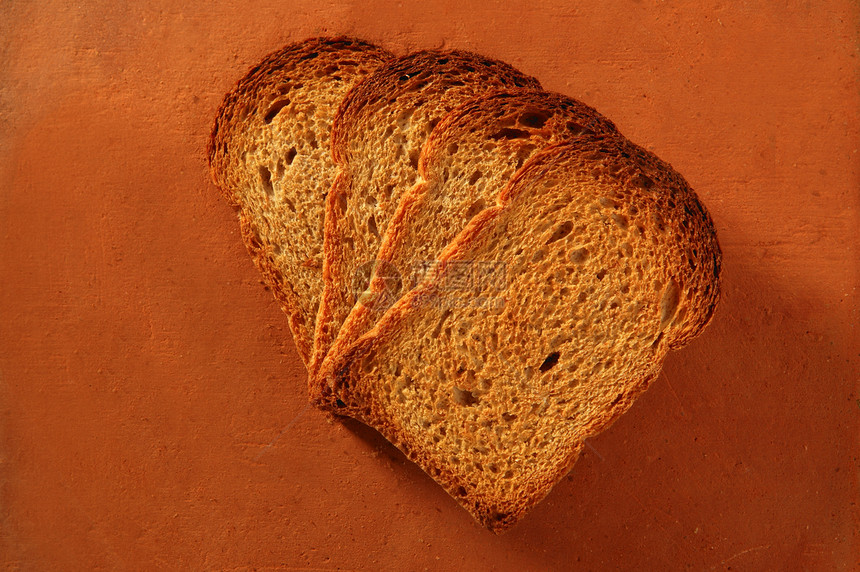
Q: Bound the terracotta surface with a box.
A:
[1,1,858,569]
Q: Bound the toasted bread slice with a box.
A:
[315,90,620,407]
[317,134,722,531]
[207,37,391,366]
[311,51,541,375]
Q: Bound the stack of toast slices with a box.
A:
[208,36,722,532]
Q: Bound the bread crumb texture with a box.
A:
[321,134,720,531]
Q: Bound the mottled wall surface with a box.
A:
[1,1,857,569]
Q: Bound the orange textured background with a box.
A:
[1,1,858,569]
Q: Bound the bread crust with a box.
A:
[311,50,541,377]
[317,134,721,531]
[207,37,391,366]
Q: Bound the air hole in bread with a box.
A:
[284,147,297,165]
[283,196,296,213]
[501,412,517,422]
[518,109,550,128]
[263,99,290,124]
[612,213,629,230]
[566,120,589,135]
[396,107,414,131]
[464,198,486,219]
[408,149,420,170]
[455,485,467,496]
[502,470,514,479]
[299,51,319,61]
[453,386,479,406]
[596,268,607,281]
[531,249,546,263]
[540,352,560,372]
[545,221,573,244]
[570,247,589,265]
[258,165,274,197]
[633,173,654,189]
[490,127,530,140]
[467,169,482,185]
